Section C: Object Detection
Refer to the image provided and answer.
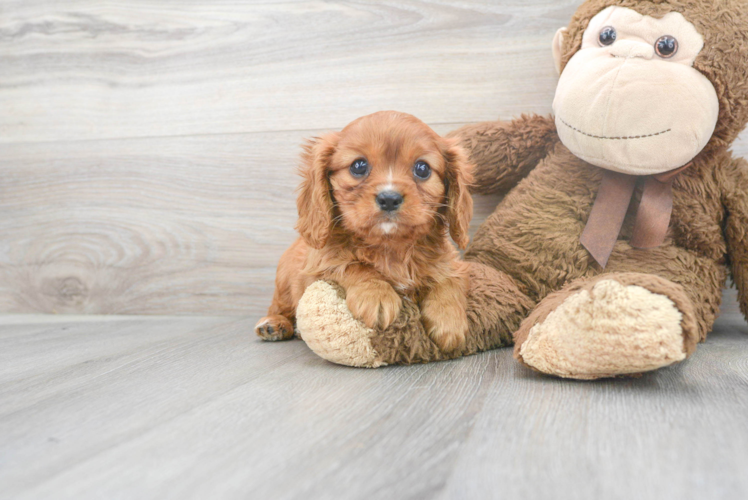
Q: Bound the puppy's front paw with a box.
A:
[345,280,402,330]
[421,295,468,353]
[255,315,294,341]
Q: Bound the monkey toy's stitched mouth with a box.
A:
[559,117,671,140]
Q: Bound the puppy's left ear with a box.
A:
[442,138,474,250]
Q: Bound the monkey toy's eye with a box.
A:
[655,35,678,58]
[413,160,431,180]
[349,159,369,178]
[598,26,617,46]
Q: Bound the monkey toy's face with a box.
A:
[552,6,719,175]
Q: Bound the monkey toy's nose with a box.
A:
[376,191,404,212]
[609,39,654,60]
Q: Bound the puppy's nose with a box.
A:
[376,191,403,212]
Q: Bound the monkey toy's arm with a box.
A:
[447,114,559,196]
[723,158,748,320]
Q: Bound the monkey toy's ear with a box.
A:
[552,27,567,75]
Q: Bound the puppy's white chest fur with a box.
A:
[379,222,397,234]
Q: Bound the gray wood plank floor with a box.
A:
[2,310,746,500]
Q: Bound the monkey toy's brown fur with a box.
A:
[294,0,748,379]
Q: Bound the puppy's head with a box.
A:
[296,111,473,249]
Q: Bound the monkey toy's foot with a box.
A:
[295,263,529,368]
[514,273,700,380]
[295,280,446,368]
[295,280,461,368]
[295,281,388,367]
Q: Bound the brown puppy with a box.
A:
[255,110,474,352]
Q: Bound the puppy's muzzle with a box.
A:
[376,191,403,212]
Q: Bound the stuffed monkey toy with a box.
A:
[288,0,748,379]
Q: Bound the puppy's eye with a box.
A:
[349,159,369,178]
[655,35,678,58]
[413,160,431,180]
[598,26,616,46]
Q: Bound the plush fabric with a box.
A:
[519,282,685,379]
[514,273,699,379]
[294,0,748,379]
[297,263,532,367]
[554,7,719,175]
[296,281,384,368]
[560,0,748,157]
[721,158,748,319]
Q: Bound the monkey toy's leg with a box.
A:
[295,263,534,368]
[513,244,725,380]
[721,158,748,323]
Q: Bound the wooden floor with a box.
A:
[2,305,746,500]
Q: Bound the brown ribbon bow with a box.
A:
[580,164,689,268]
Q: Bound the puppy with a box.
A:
[255,111,473,352]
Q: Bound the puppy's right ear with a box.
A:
[296,133,339,249]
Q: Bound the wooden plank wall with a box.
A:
[1,1,746,316]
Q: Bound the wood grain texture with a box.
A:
[1,313,746,500]
[0,124,505,315]
[0,0,578,143]
[0,131,304,314]
[1,0,747,315]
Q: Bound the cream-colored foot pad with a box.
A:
[520,280,685,379]
[296,281,385,368]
